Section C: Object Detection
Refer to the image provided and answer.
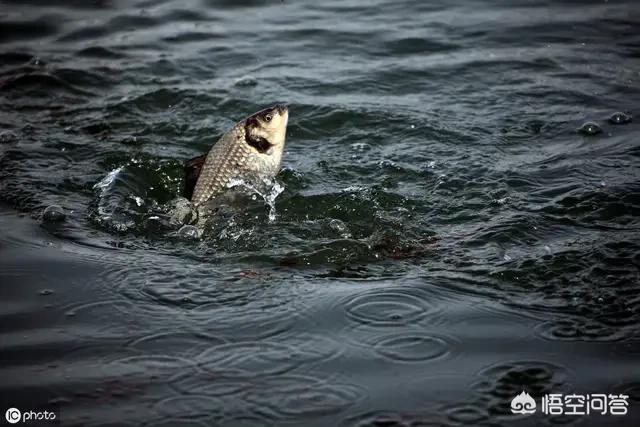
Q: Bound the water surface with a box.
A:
[1,0,639,425]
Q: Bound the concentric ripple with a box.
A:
[244,375,365,419]
[196,334,341,379]
[342,286,438,327]
[153,395,224,421]
[105,354,196,381]
[372,333,452,363]
[535,318,629,342]
[1,0,639,426]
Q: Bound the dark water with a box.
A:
[1,0,640,425]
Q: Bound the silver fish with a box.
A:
[184,105,288,206]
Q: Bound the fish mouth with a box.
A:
[274,104,288,115]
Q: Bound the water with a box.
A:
[1,0,639,425]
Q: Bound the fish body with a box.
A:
[186,105,288,206]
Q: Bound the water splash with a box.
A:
[93,166,123,220]
[226,177,284,222]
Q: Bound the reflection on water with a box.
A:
[1,0,640,425]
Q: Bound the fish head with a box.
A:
[243,104,288,154]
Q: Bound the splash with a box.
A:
[226,176,284,222]
[93,166,123,220]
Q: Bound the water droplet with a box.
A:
[577,122,602,135]
[42,205,66,222]
[227,177,284,222]
[608,112,632,125]
[342,288,434,327]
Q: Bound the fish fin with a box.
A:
[183,153,207,200]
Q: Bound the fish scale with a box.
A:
[192,128,250,206]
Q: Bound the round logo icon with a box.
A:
[5,408,21,424]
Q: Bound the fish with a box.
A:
[184,104,289,206]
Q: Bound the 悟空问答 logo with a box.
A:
[511,391,537,414]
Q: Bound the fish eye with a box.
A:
[264,113,273,122]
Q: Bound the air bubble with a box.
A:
[608,112,632,125]
[577,122,602,135]
[42,205,66,222]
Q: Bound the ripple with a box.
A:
[60,298,167,340]
[442,404,489,425]
[153,395,223,420]
[244,375,364,419]
[106,354,196,380]
[196,335,340,378]
[2,2,640,426]
[342,287,436,327]
[169,371,249,398]
[537,318,619,342]
[213,415,273,427]
[188,280,315,340]
[373,333,452,363]
[341,410,442,427]
[128,331,226,359]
